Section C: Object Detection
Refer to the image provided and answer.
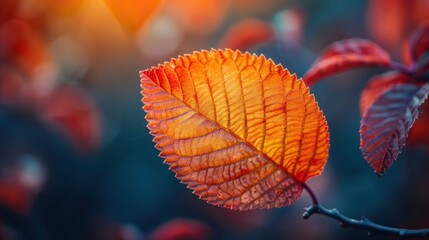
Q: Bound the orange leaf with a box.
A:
[103,0,162,34]
[140,49,329,210]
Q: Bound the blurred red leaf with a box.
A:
[303,39,391,86]
[415,53,429,78]
[0,0,19,24]
[148,218,211,240]
[406,25,429,78]
[408,100,429,148]
[0,155,46,215]
[366,0,409,50]
[37,0,85,16]
[366,0,429,51]
[0,68,28,106]
[410,25,429,63]
[0,182,31,215]
[359,71,410,115]
[41,86,101,154]
[360,83,429,175]
[103,0,162,34]
[218,19,275,51]
[401,39,413,67]
[0,19,56,93]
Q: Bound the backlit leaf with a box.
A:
[359,71,410,115]
[140,49,329,210]
[303,39,391,86]
[360,83,429,175]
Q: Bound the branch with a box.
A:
[302,184,429,238]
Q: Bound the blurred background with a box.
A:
[1,0,429,239]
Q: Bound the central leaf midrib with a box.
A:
[142,70,305,185]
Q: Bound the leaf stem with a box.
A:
[389,62,415,77]
[302,184,429,238]
[302,183,319,205]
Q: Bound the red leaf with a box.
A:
[410,25,429,63]
[218,19,275,51]
[401,38,413,67]
[41,86,102,154]
[360,83,429,175]
[0,67,28,106]
[408,100,429,147]
[303,39,391,86]
[148,218,211,240]
[0,19,53,80]
[366,0,409,50]
[0,155,46,215]
[0,0,19,23]
[415,53,429,78]
[359,71,410,115]
[366,0,429,51]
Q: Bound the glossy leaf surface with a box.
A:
[360,83,429,174]
[141,49,329,210]
[304,39,391,86]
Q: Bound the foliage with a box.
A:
[140,25,429,238]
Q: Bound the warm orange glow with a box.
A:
[103,0,162,33]
[141,49,329,210]
[166,0,228,34]
[37,0,85,15]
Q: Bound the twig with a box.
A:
[302,183,429,238]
